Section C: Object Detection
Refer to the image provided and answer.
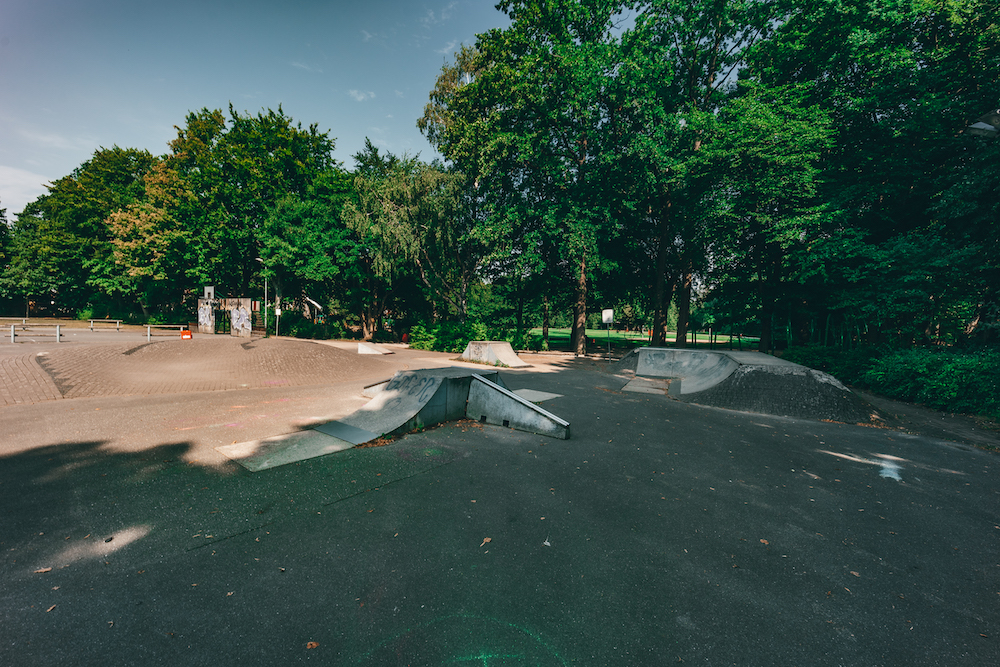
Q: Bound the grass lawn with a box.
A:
[528,327,759,351]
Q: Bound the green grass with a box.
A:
[529,327,758,349]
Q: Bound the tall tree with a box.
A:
[6,146,156,314]
[747,0,1000,346]
[425,0,627,355]
[703,83,833,351]
[167,105,337,297]
[260,169,359,321]
[103,162,201,317]
[620,0,779,346]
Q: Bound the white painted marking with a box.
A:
[879,461,902,481]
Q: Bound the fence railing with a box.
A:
[145,324,191,341]
[8,324,63,343]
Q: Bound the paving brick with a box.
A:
[1,337,394,404]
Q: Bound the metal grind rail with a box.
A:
[8,324,64,343]
[146,324,192,341]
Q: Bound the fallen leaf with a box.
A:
[851,571,860,577]
[480,537,492,547]
[227,592,234,597]
[306,642,319,649]
[760,539,769,545]
[34,567,52,574]
[46,605,56,612]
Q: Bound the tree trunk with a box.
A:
[674,272,692,348]
[650,200,672,347]
[542,296,550,348]
[759,299,774,353]
[571,255,588,356]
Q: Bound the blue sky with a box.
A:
[0,0,509,217]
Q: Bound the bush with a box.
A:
[406,320,490,353]
[783,344,1000,419]
[781,345,883,386]
[864,349,1000,418]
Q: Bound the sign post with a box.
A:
[602,309,614,359]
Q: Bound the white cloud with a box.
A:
[18,129,92,152]
[436,39,458,55]
[348,90,376,102]
[421,2,458,28]
[360,29,374,42]
[0,165,52,216]
[291,62,323,74]
[395,90,405,98]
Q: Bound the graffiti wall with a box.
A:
[197,299,216,334]
[197,297,253,337]
[226,298,253,337]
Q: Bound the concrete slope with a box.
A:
[634,347,740,394]
[338,368,484,438]
[467,374,570,439]
[679,363,878,423]
[616,346,879,423]
[461,340,531,368]
[219,367,569,470]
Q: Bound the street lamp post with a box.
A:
[255,258,268,337]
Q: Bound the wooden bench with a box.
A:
[89,319,123,331]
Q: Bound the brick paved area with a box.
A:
[0,337,395,405]
[0,352,63,406]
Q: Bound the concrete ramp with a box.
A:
[358,342,393,355]
[616,347,877,423]
[468,375,570,440]
[634,348,740,394]
[218,367,569,470]
[336,368,479,438]
[461,340,530,368]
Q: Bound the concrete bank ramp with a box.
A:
[634,347,741,394]
[615,347,877,423]
[217,367,569,471]
[461,340,531,368]
[358,341,393,355]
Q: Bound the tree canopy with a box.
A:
[2,0,996,352]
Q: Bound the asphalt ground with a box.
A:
[1,334,998,665]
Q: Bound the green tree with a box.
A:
[167,105,337,298]
[347,142,487,323]
[5,146,156,315]
[103,162,202,317]
[618,0,779,346]
[702,83,833,351]
[747,0,1000,346]
[427,0,627,355]
[260,169,359,323]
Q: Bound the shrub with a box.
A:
[864,349,1000,418]
[406,321,490,353]
[784,344,1000,419]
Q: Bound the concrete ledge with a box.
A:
[460,341,531,368]
[467,374,570,440]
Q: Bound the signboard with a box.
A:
[602,309,614,324]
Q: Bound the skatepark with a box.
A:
[1,331,998,665]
